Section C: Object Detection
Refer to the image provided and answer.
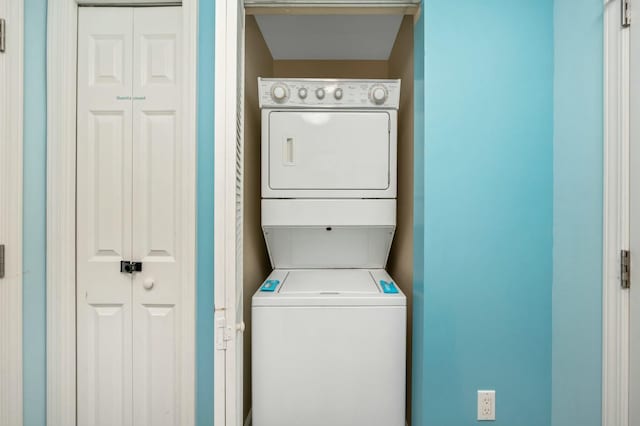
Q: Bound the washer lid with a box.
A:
[262,199,396,269]
[252,269,406,307]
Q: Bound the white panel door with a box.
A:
[131,7,183,426]
[77,7,186,426]
[77,8,134,426]
[267,111,390,190]
[630,12,640,425]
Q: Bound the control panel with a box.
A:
[258,78,401,109]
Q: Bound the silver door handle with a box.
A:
[0,245,4,278]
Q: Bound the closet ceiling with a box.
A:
[254,14,404,60]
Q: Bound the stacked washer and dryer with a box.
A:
[252,78,406,426]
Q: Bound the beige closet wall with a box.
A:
[273,60,388,78]
[243,14,415,423]
[243,15,274,421]
[386,15,414,422]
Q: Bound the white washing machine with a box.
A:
[253,78,406,426]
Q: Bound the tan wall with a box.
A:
[243,15,274,422]
[273,60,388,79]
[243,15,414,424]
[387,15,415,423]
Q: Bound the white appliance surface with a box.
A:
[254,78,405,425]
[258,78,401,109]
[253,269,406,306]
[252,269,406,426]
[261,199,396,226]
[260,79,399,199]
[262,199,396,269]
[266,110,391,191]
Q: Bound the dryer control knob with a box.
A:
[315,88,326,99]
[298,87,308,99]
[371,85,388,105]
[334,88,344,100]
[271,84,288,103]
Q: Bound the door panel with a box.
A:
[135,111,178,259]
[134,304,178,426]
[78,7,186,426]
[132,8,183,426]
[84,305,129,426]
[630,12,640,424]
[267,111,390,190]
[77,8,134,426]
[89,112,129,259]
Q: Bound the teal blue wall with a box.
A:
[552,1,603,425]
[20,1,605,425]
[411,8,425,426]
[196,0,215,424]
[418,1,554,425]
[23,0,47,424]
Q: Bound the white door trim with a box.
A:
[0,0,23,423]
[603,0,630,425]
[46,1,198,424]
[213,0,244,425]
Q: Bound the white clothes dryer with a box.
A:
[259,78,400,199]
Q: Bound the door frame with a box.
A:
[603,0,630,424]
[0,0,23,423]
[46,0,198,424]
[213,0,244,424]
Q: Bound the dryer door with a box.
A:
[264,110,393,197]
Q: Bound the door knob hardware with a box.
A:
[143,278,154,290]
[0,19,6,53]
[0,244,5,278]
[120,260,142,274]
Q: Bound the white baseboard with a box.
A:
[242,408,406,426]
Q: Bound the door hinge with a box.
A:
[623,0,631,28]
[0,245,5,278]
[214,315,245,350]
[0,19,6,53]
[120,260,142,274]
[215,316,232,350]
[622,249,631,289]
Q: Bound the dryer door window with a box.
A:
[268,111,390,190]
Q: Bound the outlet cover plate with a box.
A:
[477,390,496,421]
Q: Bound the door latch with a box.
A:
[621,250,631,289]
[0,19,5,53]
[623,0,632,27]
[0,245,5,278]
[120,260,142,274]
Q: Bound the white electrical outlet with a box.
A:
[477,390,496,421]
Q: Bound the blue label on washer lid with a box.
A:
[260,279,280,292]
[380,280,399,294]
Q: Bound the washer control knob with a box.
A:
[271,84,288,103]
[371,85,388,104]
[298,87,308,99]
[334,88,344,100]
[315,88,326,100]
